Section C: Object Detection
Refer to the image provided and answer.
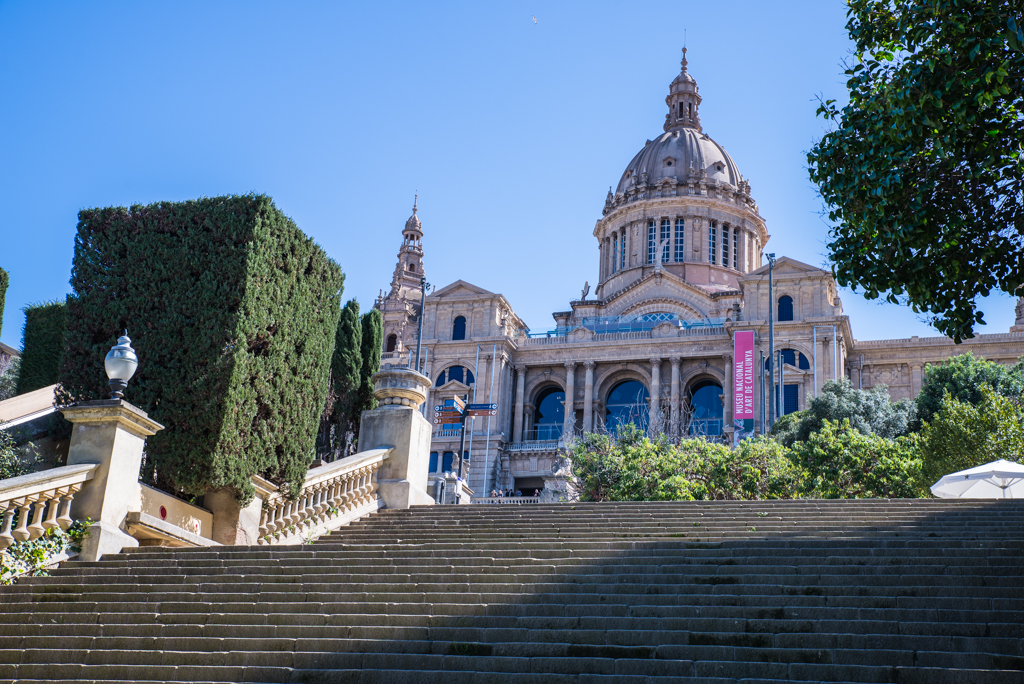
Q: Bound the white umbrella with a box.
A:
[931,459,1024,499]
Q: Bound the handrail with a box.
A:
[257,448,390,545]
[0,463,98,550]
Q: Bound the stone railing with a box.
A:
[506,440,559,453]
[257,448,390,545]
[473,496,540,505]
[0,463,98,551]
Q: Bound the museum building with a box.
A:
[375,50,1024,498]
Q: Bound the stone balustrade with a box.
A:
[473,496,540,505]
[257,448,390,545]
[0,463,98,550]
[506,440,559,453]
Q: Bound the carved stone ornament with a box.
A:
[372,368,430,409]
[652,322,678,339]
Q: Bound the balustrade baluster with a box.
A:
[0,507,14,550]
[42,491,62,530]
[12,498,33,542]
[55,485,79,530]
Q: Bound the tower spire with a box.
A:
[664,45,702,133]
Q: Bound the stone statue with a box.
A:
[581,281,590,301]
[654,238,671,268]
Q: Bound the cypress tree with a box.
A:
[0,267,8,338]
[358,308,383,416]
[319,299,362,459]
[17,300,67,395]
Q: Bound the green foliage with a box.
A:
[0,426,31,479]
[1,518,92,585]
[358,308,382,415]
[319,299,362,459]
[567,425,802,502]
[0,266,7,337]
[772,378,916,447]
[920,387,1024,485]
[0,356,19,402]
[808,0,1024,341]
[789,420,926,499]
[16,300,67,395]
[916,352,1024,425]
[57,195,343,503]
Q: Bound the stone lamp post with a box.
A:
[359,368,437,508]
[62,333,164,561]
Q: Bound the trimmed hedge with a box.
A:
[16,300,67,395]
[0,267,7,337]
[58,195,344,503]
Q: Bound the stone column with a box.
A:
[563,362,577,438]
[359,367,435,509]
[512,366,526,442]
[649,358,662,435]
[582,362,595,432]
[911,363,923,399]
[61,400,164,561]
[669,357,681,438]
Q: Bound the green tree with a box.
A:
[0,427,30,480]
[920,386,1024,484]
[916,352,1024,425]
[319,299,362,459]
[358,308,383,416]
[0,266,8,337]
[789,419,926,499]
[808,0,1024,341]
[0,357,18,402]
[772,378,916,447]
[16,300,67,395]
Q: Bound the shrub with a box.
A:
[773,378,916,447]
[58,195,343,503]
[916,352,1024,425]
[789,419,926,499]
[0,519,91,585]
[16,300,67,395]
[920,387,1024,484]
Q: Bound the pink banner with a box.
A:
[733,330,755,420]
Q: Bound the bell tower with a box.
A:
[376,198,427,357]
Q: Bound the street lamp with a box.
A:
[765,253,777,429]
[414,277,432,374]
[104,331,138,399]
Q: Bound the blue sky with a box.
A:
[0,0,1017,350]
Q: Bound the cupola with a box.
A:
[664,48,701,133]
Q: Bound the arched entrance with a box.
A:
[605,380,649,434]
[529,387,564,441]
[687,379,723,436]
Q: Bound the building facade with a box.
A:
[376,50,1024,498]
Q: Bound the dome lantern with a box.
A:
[664,47,702,133]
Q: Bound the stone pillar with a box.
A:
[524,404,535,440]
[582,362,595,432]
[563,361,577,439]
[61,400,164,561]
[649,358,661,435]
[512,366,526,442]
[358,368,435,508]
[669,357,681,438]
[205,478,274,547]
[911,363,923,399]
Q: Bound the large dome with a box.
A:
[615,128,742,195]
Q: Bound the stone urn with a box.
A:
[372,368,430,410]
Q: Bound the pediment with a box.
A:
[431,280,494,298]
[747,256,827,277]
[600,270,715,321]
[437,380,471,392]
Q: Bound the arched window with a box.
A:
[605,380,649,434]
[385,334,397,353]
[452,315,467,340]
[778,296,794,322]
[766,349,811,371]
[688,379,724,436]
[442,452,454,472]
[612,234,618,273]
[530,387,565,441]
[429,452,438,472]
[435,366,475,387]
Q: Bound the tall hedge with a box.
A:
[58,195,344,503]
[16,300,67,395]
[0,267,8,338]
[358,309,383,415]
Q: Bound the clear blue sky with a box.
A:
[0,0,1016,350]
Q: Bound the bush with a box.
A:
[0,427,31,480]
[773,378,916,447]
[789,419,926,499]
[567,425,803,502]
[16,300,67,395]
[920,387,1024,485]
[916,353,1024,426]
[58,195,343,503]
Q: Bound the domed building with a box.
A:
[376,50,1024,501]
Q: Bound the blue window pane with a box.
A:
[688,379,724,436]
[605,380,649,434]
[778,296,794,322]
[531,387,565,440]
[442,452,454,472]
[435,371,446,387]
[448,366,464,384]
[784,384,799,415]
[452,316,467,340]
[466,370,474,385]
[798,353,810,370]
[428,452,438,472]
[781,349,796,366]
[463,450,470,462]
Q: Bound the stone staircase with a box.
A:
[2,499,1024,683]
